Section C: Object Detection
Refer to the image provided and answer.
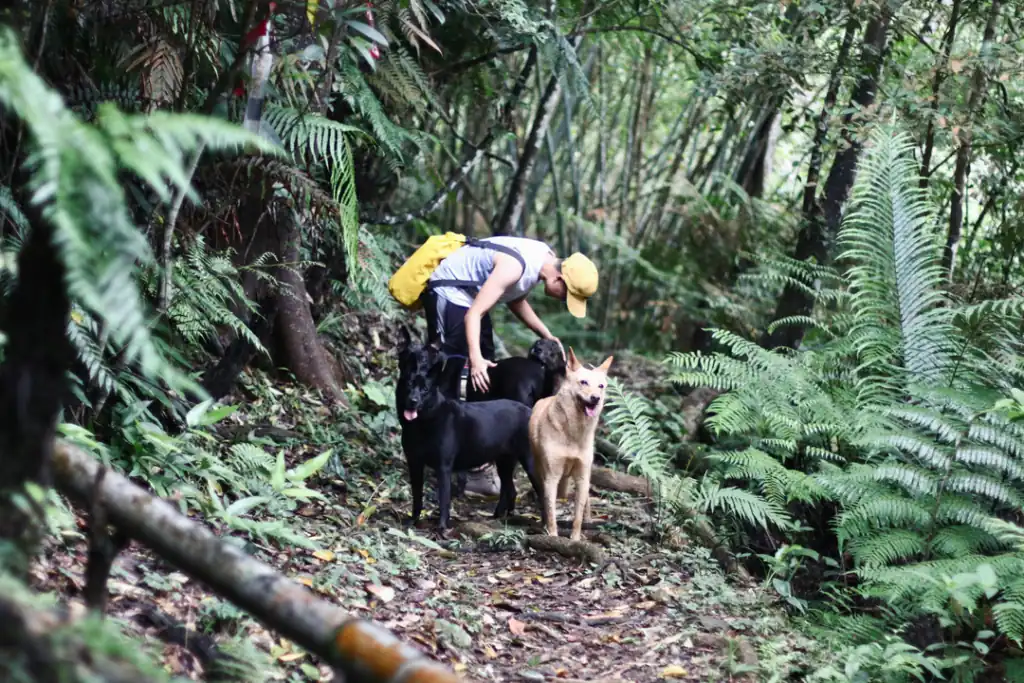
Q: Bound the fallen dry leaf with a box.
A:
[279,652,306,663]
[312,550,335,562]
[365,583,396,603]
[508,617,526,636]
[661,664,688,678]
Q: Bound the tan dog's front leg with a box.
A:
[570,469,591,541]
[542,475,560,537]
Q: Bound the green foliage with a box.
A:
[0,572,178,683]
[670,125,1024,659]
[0,28,278,393]
[603,378,790,532]
[143,237,270,354]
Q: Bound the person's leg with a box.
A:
[479,311,496,361]
[464,308,500,496]
[423,291,442,347]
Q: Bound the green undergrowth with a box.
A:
[37,348,858,681]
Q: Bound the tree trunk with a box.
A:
[762,7,892,350]
[494,36,583,236]
[918,0,961,189]
[942,0,1001,280]
[734,105,779,198]
[0,193,73,573]
[273,217,348,401]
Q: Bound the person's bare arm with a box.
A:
[507,297,558,340]
[465,253,522,392]
[507,297,564,360]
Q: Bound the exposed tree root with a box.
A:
[524,534,606,564]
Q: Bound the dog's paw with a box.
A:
[403,515,420,528]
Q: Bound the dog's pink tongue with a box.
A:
[403,409,418,421]
[584,405,597,418]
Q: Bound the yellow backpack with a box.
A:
[387,233,526,310]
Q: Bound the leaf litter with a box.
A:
[28,322,822,682]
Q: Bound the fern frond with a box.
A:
[695,479,791,530]
[0,31,279,393]
[839,126,953,399]
[848,528,925,567]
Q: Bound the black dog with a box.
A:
[396,328,542,531]
[465,338,566,406]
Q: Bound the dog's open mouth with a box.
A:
[583,403,598,418]
[403,409,418,421]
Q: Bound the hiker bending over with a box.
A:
[423,236,598,496]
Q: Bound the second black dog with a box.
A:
[465,337,567,406]
[396,328,542,531]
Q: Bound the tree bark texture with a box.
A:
[762,8,892,350]
[0,191,73,572]
[494,36,583,236]
[51,440,460,683]
[273,217,347,400]
[942,0,1001,280]
[918,0,961,189]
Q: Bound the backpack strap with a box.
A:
[426,238,527,291]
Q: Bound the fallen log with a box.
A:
[590,466,652,496]
[524,534,606,564]
[51,441,459,683]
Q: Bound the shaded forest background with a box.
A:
[1,0,1024,681]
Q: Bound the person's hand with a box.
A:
[547,335,565,361]
[469,354,497,393]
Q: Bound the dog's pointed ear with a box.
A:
[597,355,614,373]
[566,347,581,372]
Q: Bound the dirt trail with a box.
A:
[25,330,808,681]
[31,459,795,682]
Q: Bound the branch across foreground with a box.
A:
[51,441,460,683]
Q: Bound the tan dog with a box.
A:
[528,348,613,540]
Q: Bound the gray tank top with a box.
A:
[429,236,554,308]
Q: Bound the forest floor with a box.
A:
[28,312,823,682]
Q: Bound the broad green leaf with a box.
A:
[271,451,287,490]
[225,496,271,517]
[346,20,388,46]
[288,449,334,482]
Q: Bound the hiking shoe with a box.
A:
[464,464,500,496]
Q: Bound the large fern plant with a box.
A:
[0,28,278,393]
[670,127,1024,650]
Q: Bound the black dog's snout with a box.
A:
[586,395,600,407]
